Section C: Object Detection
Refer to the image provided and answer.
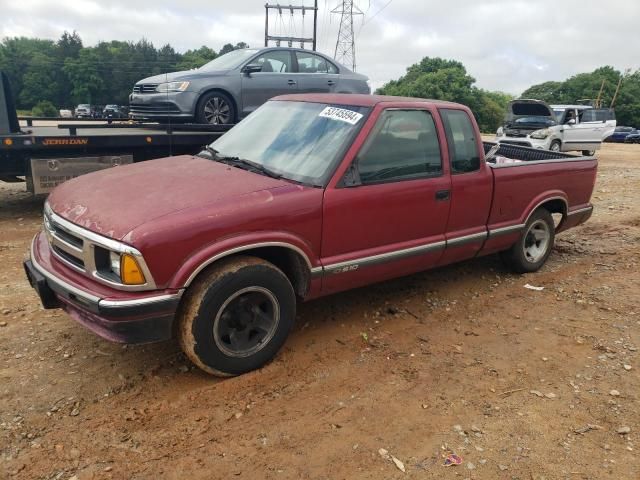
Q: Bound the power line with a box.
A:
[331,0,363,71]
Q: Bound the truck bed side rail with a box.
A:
[483,141,576,162]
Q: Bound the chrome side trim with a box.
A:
[446,231,487,247]
[488,156,597,168]
[567,206,593,217]
[310,266,324,279]
[488,224,526,238]
[30,236,101,305]
[323,241,446,275]
[98,292,183,309]
[184,242,316,287]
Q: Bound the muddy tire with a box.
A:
[177,256,296,376]
[500,209,555,273]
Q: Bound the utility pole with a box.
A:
[332,0,363,71]
[264,2,318,50]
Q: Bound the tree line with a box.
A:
[0,31,247,114]
[377,58,640,132]
[1,32,638,130]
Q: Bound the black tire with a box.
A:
[195,91,235,125]
[178,256,296,376]
[500,208,555,273]
[549,140,561,152]
[582,150,596,156]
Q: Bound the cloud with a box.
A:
[1,0,638,94]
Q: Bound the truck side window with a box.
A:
[440,109,480,174]
[356,110,442,185]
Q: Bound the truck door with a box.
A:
[321,108,451,294]
[240,50,297,117]
[436,108,493,266]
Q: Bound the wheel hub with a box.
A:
[213,287,280,357]
[523,219,550,263]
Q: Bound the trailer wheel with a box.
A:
[195,91,235,125]
[500,208,555,273]
[177,256,296,376]
[549,140,561,152]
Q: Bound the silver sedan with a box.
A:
[129,47,371,125]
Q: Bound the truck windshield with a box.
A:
[209,100,370,186]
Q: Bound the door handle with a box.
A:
[327,80,336,86]
[287,80,297,86]
[435,190,450,201]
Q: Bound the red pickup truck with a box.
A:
[24,94,596,376]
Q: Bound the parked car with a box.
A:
[74,104,93,118]
[25,94,596,376]
[624,131,640,143]
[59,109,73,118]
[103,104,127,119]
[606,126,637,142]
[495,99,616,155]
[129,47,371,125]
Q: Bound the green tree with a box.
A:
[377,57,513,132]
[32,100,58,117]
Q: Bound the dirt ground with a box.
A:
[1,143,639,480]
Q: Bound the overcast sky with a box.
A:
[2,0,638,94]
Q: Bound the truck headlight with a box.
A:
[530,128,551,139]
[155,81,190,93]
[104,251,146,285]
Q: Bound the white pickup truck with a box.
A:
[495,99,616,155]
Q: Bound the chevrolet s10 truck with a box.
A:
[24,94,597,376]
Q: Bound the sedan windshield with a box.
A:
[200,49,260,71]
[209,101,370,186]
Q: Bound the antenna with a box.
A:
[331,0,363,71]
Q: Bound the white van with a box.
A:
[496,99,616,155]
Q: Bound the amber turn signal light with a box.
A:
[121,253,146,285]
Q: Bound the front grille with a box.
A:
[132,84,159,94]
[499,140,532,147]
[129,103,181,115]
[42,204,157,291]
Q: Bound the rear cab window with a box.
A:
[440,109,481,174]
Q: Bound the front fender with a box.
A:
[169,231,320,289]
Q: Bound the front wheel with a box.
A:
[582,150,596,156]
[500,209,555,273]
[178,256,296,376]
[195,91,235,125]
[549,140,561,152]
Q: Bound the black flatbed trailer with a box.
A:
[0,72,232,194]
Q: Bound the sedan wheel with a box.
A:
[196,91,236,125]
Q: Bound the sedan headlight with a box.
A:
[530,128,551,139]
[155,81,190,93]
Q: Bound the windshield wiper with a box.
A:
[198,146,281,179]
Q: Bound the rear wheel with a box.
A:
[549,140,561,152]
[582,150,596,156]
[178,256,296,376]
[500,209,555,273]
[195,91,236,125]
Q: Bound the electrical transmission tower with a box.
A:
[331,1,363,71]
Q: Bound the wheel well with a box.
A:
[189,246,311,298]
[196,88,238,122]
[537,198,567,229]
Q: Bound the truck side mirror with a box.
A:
[242,64,263,75]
